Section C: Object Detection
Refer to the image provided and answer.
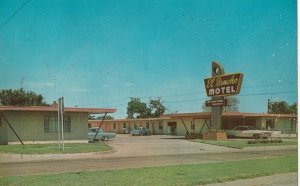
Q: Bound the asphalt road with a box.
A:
[0,149,296,177]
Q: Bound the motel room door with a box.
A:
[167,122,177,135]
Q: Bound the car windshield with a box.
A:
[89,128,101,133]
[247,126,259,130]
[234,126,257,130]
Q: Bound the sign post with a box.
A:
[204,61,243,131]
[58,97,64,150]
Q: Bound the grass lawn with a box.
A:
[192,139,298,149]
[0,143,112,154]
[0,155,297,186]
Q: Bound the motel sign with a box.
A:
[204,73,243,97]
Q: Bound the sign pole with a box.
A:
[57,99,61,149]
[58,97,64,150]
[210,62,225,130]
[204,61,243,130]
[203,61,243,140]
[60,97,64,150]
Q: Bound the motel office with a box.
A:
[0,106,116,145]
[89,112,297,136]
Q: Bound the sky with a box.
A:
[0,0,297,118]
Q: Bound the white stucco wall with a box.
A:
[2,111,88,143]
[163,118,210,136]
[0,116,8,145]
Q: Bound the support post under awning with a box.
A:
[0,112,24,145]
[93,112,107,141]
[181,118,190,135]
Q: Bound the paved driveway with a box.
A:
[105,134,240,158]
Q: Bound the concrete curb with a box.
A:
[0,146,117,163]
[192,141,243,149]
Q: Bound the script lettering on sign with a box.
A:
[204,73,243,97]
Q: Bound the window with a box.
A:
[266,119,274,129]
[159,121,163,129]
[64,116,71,132]
[146,122,150,129]
[191,121,195,130]
[113,123,116,129]
[44,116,71,133]
[123,123,126,128]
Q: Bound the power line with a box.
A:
[75,80,297,107]
[0,0,30,31]
[238,90,297,97]
[164,90,297,105]
[165,98,206,104]
[242,82,297,89]
[73,82,297,108]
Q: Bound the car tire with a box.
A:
[102,136,108,141]
[253,134,261,139]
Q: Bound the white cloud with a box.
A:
[125,82,135,87]
[27,82,55,87]
[102,84,109,88]
[69,88,89,92]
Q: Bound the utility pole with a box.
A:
[267,99,271,114]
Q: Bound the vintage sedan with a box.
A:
[226,126,272,139]
[130,127,151,136]
[88,127,116,141]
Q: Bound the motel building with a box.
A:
[0,105,116,145]
[89,112,297,136]
[0,104,296,145]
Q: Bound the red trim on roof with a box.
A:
[163,112,297,119]
[89,117,170,123]
[163,112,211,119]
[0,106,116,114]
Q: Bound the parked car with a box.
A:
[88,127,116,141]
[226,126,272,139]
[122,128,129,134]
[130,127,151,136]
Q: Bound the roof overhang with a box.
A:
[163,112,211,119]
[163,112,297,120]
[89,117,170,123]
[0,106,116,114]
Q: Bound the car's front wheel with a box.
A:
[253,134,261,139]
[102,136,108,141]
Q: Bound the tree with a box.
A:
[126,97,167,119]
[289,103,297,114]
[88,115,114,120]
[127,97,151,119]
[269,101,297,114]
[202,96,239,112]
[223,96,239,112]
[0,88,48,106]
[149,97,166,117]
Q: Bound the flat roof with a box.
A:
[88,112,297,122]
[0,106,116,114]
[163,112,297,119]
[89,117,170,123]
